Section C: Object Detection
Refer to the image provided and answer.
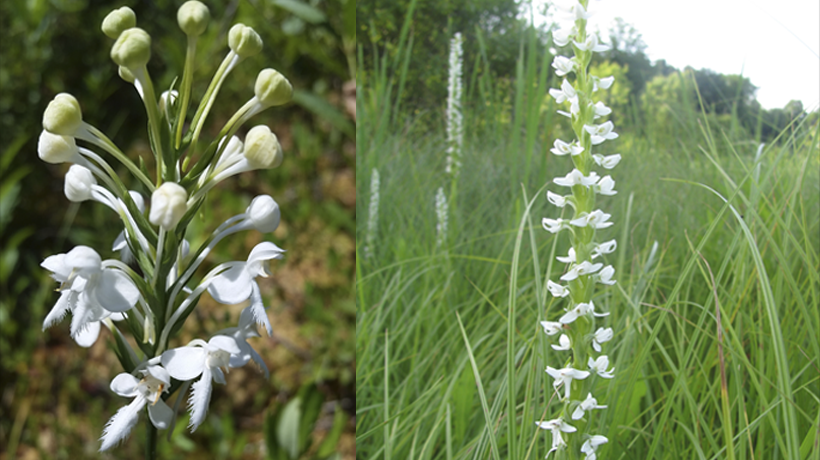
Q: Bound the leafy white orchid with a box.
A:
[42,246,139,338]
[571,392,607,420]
[546,366,590,400]
[551,334,572,351]
[581,435,609,459]
[535,418,577,455]
[591,327,614,352]
[588,355,616,379]
[100,365,173,451]
[219,305,270,378]
[553,169,600,188]
[550,139,584,157]
[160,336,243,432]
[559,301,609,325]
[547,280,570,298]
[540,321,564,336]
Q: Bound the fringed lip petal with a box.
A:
[187,367,213,432]
[74,320,101,347]
[99,395,144,451]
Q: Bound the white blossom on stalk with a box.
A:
[100,366,173,451]
[546,191,571,208]
[592,153,621,169]
[556,247,576,264]
[535,418,577,455]
[581,435,609,460]
[221,306,270,378]
[552,26,575,47]
[588,355,616,379]
[594,176,617,196]
[592,75,615,91]
[435,187,448,249]
[445,32,463,177]
[591,101,611,119]
[559,261,603,282]
[546,366,590,400]
[547,280,570,298]
[595,265,616,285]
[550,139,584,157]
[569,209,613,229]
[540,321,563,336]
[571,393,607,420]
[559,301,609,325]
[573,33,609,53]
[542,217,570,234]
[160,336,243,432]
[551,334,571,351]
[592,327,613,352]
[551,56,575,76]
[584,121,619,145]
[207,241,285,336]
[364,168,380,259]
[553,169,599,188]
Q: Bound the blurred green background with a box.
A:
[0,0,355,458]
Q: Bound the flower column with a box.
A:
[537,1,621,459]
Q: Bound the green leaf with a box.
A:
[297,384,323,454]
[292,90,354,138]
[316,403,347,458]
[277,396,302,459]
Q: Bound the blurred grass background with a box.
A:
[0,0,356,458]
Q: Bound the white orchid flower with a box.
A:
[571,393,607,420]
[560,261,603,282]
[207,241,284,335]
[550,139,584,157]
[595,265,616,285]
[592,327,614,352]
[573,33,609,53]
[41,246,139,338]
[592,153,621,169]
[546,366,590,400]
[535,418,576,455]
[551,334,571,351]
[592,75,614,92]
[220,306,270,379]
[594,176,617,196]
[160,335,242,432]
[559,300,609,325]
[553,169,600,188]
[569,210,613,229]
[591,101,611,119]
[581,435,609,459]
[547,280,570,298]
[540,321,564,336]
[588,355,615,379]
[99,365,173,451]
[542,217,570,234]
[551,56,575,76]
[556,247,576,264]
[591,239,617,259]
[584,121,618,145]
[546,191,571,208]
[74,312,125,348]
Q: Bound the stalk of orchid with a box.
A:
[38,2,294,456]
[536,1,621,459]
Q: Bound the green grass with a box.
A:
[355,19,820,459]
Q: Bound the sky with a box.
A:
[535,0,820,111]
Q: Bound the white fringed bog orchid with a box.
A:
[537,0,620,458]
[38,2,293,455]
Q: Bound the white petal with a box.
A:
[42,254,71,281]
[94,270,139,312]
[211,366,226,385]
[110,373,141,397]
[209,335,242,355]
[43,291,73,330]
[112,231,127,251]
[207,264,253,305]
[248,343,270,379]
[148,399,174,429]
[188,369,213,432]
[74,320,101,347]
[247,241,286,271]
[70,296,108,338]
[249,282,273,336]
[161,347,207,381]
[99,396,144,451]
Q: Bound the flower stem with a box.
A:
[145,417,157,460]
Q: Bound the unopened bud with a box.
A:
[43,93,83,135]
[149,182,188,230]
[247,195,281,232]
[254,68,292,107]
[65,164,97,202]
[159,90,178,116]
[228,24,262,58]
[177,1,210,36]
[244,125,282,169]
[111,27,151,70]
[102,7,136,39]
[38,130,78,164]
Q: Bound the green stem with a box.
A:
[176,35,197,150]
[145,418,157,460]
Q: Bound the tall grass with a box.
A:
[356,14,820,460]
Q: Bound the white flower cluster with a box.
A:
[435,186,449,250]
[445,32,464,178]
[364,168,380,259]
[536,1,620,458]
[38,2,294,452]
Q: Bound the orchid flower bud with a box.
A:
[149,182,188,230]
[177,1,210,36]
[101,7,136,39]
[159,90,178,117]
[111,28,151,70]
[38,130,78,164]
[228,24,262,58]
[247,195,280,233]
[64,164,97,202]
[254,68,293,107]
[243,125,282,169]
[43,93,83,136]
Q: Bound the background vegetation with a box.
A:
[0,0,356,458]
[356,0,819,459]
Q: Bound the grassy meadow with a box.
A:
[355,6,820,460]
